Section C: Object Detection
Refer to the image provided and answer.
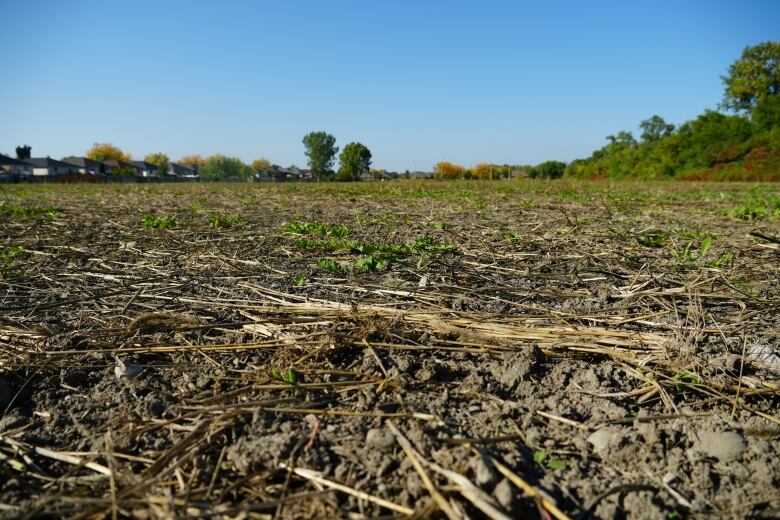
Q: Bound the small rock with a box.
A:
[587,427,613,453]
[693,431,746,462]
[471,454,498,485]
[493,478,517,511]
[114,358,143,381]
[0,377,12,410]
[747,345,780,374]
[365,428,396,451]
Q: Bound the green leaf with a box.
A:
[533,449,548,464]
[547,459,567,470]
[700,235,713,256]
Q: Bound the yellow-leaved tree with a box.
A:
[86,143,131,162]
[434,161,465,179]
[250,158,272,170]
[179,155,205,169]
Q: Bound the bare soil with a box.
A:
[1,181,779,519]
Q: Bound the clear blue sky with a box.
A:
[1,1,778,171]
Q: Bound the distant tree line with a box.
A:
[566,41,780,181]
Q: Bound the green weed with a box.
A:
[0,203,61,221]
[317,258,344,274]
[208,213,245,228]
[142,214,177,229]
[284,221,350,237]
[636,231,669,248]
[0,246,23,278]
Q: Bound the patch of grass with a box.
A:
[208,213,245,229]
[283,221,350,237]
[636,231,669,248]
[533,449,567,471]
[142,214,177,229]
[317,258,344,274]
[0,203,61,221]
[726,193,780,221]
[505,232,523,246]
[0,246,24,278]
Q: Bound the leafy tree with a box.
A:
[302,131,338,181]
[722,41,780,112]
[15,145,31,159]
[434,161,465,179]
[337,142,372,181]
[606,131,637,145]
[533,160,566,179]
[144,152,169,172]
[752,94,780,131]
[179,155,205,170]
[251,158,272,171]
[199,155,253,181]
[471,163,494,179]
[640,115,675,142]
[86,142,131,162]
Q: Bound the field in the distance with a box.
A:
[0,180,779,519]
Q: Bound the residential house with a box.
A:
[24,157,79,176]
[103,159,144,176]
[62,156,106,175]
[130,161,160,177]
[0,154,34,176]
[167,162,198,178]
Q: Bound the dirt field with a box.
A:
[1,180,779,519]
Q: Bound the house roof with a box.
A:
[62,156,103,168]
[130,161,159,170]
[25,157,76,168]
[169,162,197,175]
[103,159,142,170]
[0,154,30,166]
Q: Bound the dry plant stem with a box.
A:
[492,458,572,520]
[282,465,414,516]
[386,420,461,520]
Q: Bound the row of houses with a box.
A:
[0,154,198,181]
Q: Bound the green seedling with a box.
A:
[208,213,245,228]
[674,372,699,393]
[271,367,300,385]
[142,214,177,229]
[317,258,343,274]
[533,449,566,470]
[0,246,24,278]
[505,232,523,246]
[284,221,350,237]
[636,231,669,248]
[293,273,307,286]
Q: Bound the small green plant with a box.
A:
[317,258,344,274]
[283,221,350,237]
[293,273,307,286]
[533,449,566,470]
[727,193,780,221]
[208,213,245,229]
[189,202,204,213]
[271,367,302,396]
[636,231,669,248]
[0,246,24,278]
[674,372,700,393]
[271,367,300,385]
[142,214,177,229]
[505,232,523,246]
[353,254,397,272]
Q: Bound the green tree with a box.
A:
[15,145,31,159]
[337,142,372,181]
[302,131,338,181]
[199,155,253,181]
[533,160,566,179]
[144,152,169,172]
[722,41,780,112]
[752,94,780,131]
[639,115,675,142]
